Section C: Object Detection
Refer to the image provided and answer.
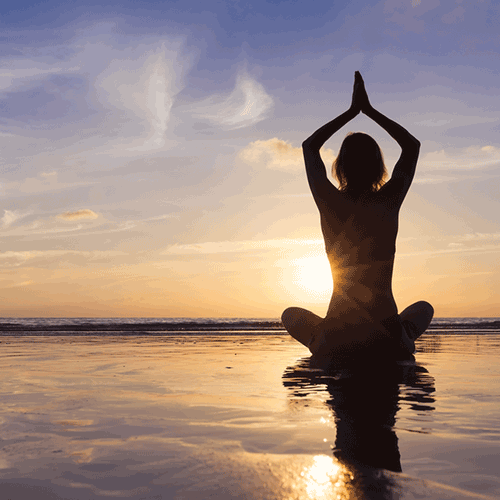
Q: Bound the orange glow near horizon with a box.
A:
[2,240,500,318]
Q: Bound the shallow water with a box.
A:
[0,333,499,499]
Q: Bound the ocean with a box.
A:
[1,316,500,335]
[1,318,500,499]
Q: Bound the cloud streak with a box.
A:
[163,238,322,255]
[419,145,500,171]
[399,244,500,258]
[0,249,127,268]
[57,209,99,221]
[1,210,28,229]
[190,71,273,130]
[239,138,335,171]
[95,38,193,151]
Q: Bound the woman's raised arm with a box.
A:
[357,72,420,196]
[302,75,361,209]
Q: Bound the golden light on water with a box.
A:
[301,455,345,499]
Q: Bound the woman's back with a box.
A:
[321,189,400,321]
[321,189,399,265]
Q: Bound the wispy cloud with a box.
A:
[0,62,78,93]
[239,138,335,171]
[413,113,496,128]
[7,280,36,288]
[57,209,98,221]
[0,249,127,268]
[1,210,28,229]
[419,145,500,171]
[163,238,322,255]
[0,209,177,239]
[97,41,191,151]
[459,232,500,242]
[190,71,273,130]
[397,231,500,260]
[96,38,193,151]
[165,233,500,260]
[0,26,195,164]
[1,171,94,196]
[400,245,500,258]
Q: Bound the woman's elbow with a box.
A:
[302,138,319,151]
[403,137,420,154]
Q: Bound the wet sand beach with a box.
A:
[1,327,500,499]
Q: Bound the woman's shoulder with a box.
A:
[376,176,412,208]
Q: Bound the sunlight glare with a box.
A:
[303,455,342,498]
[290,255,332,301]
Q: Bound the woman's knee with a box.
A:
[281,307,321,330]
[400,300,434,336]
[401,301,433,318]
[417,301,434,322]
[281,307,304,329]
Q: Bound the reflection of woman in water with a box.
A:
[282,72,434,366]
[283,356,435,483]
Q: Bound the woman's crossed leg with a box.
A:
[282,300,434,354]
[281,307,323,348]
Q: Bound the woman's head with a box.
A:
[333,132,387,194]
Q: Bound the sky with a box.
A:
[1,0,500,317]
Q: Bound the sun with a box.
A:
[288,253,333,303]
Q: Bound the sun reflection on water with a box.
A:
[300,455,350,499]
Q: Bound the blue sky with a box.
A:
[1,0,500,317]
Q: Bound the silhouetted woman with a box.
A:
[282,72,433,367]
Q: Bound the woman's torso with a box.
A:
[320,190,400,323]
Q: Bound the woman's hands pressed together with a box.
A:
[350,71,372,114]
